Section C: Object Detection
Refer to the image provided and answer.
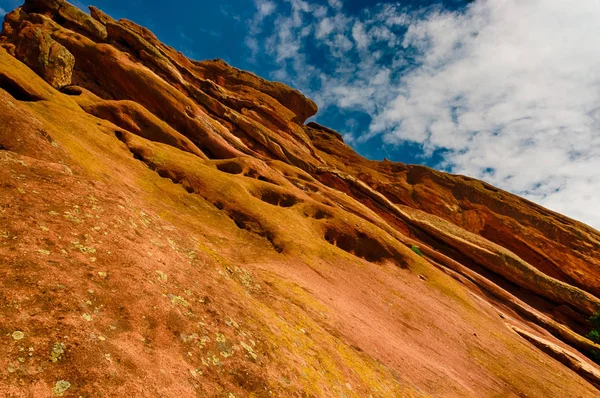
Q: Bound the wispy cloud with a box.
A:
[250,0,277,33]
[71,1,89,12]
[219,5,241,22]
[248,0,600,229]
[0,7,7,17]
[246,0,279,59]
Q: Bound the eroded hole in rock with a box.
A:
[39,129,56,145]
[304,206,332,220]
[216,161,244,175]
[287,177,319,193]
[216,160,280,186]
[302,183,320,193]
[60,85,83,96]
[132,151,145,162]
[323,226,399,264]
[156,168,185,186]
[258,189,299,208]
[256,175,277,185]
[0,73,43,102]
[227,210,283,253]
[483,184,500,193]
[229,210,258,231]
[313,209,331,220]
[245,170,278,186]
[286,172,312,183]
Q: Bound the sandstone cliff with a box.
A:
[1,1,600,397]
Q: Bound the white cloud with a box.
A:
[351,22,369,50]
[246,0,279,58]
[249,0,278,34]
[373,0,600,228]
[316,18,334,38]
[0,7,6,17]
[257,0,276,19]
[248,0,600,230]
[328,0,342,10]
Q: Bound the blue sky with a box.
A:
[1,0,468,165]
[2,0,600,229]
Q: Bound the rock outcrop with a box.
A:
[1,1,600,397]
[1,16,74,89]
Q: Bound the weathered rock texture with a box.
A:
[1,1,600,397]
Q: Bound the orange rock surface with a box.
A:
[1,1,600,397]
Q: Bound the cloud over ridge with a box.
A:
[249,0,600,229]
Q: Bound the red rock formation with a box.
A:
[1,1,600,397]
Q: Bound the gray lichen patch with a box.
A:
[215,333,234,358]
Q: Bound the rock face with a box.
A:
[4,21,74,88]
[1,1,600,397]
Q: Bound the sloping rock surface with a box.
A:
[1,1,600,397]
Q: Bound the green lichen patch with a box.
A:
[7,362,17,373]
[63,211,83,223]
[167,238,179,251]
[151,239,165,248]
[71,240,97,254]
[214,332,234,357]
[228,266,261,291]
[240,341,258,360]
[156,270,168,282]
[169,295,189,307]
[225,317,240,328]
[410,245,423,257]
[52,380,71,396]
[12,331,25,341]
[199,336,210,348]
[215,333,226,343]
[50,342,66,362]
